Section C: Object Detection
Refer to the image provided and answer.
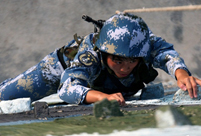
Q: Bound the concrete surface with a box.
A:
[173,85,201,102]
[0,0,201,83]
[0,97,31,114]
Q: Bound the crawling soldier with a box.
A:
[0,13,200,105]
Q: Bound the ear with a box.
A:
[93,33,99,44]
[93,36,96,44]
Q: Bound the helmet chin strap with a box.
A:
[97,50,115,75]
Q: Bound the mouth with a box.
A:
[118,73,130,77]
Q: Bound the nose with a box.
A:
[120,62,130,72]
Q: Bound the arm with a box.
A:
[57,49,125,105]
[149,29,201,98]
[58,71,125,105]
[148,29,191,78]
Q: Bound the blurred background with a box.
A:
[0,0,201,83]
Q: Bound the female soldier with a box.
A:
[0,13,200,105]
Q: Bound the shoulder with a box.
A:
[77,33,95,52]
[61,50,101,83]
[78,50,100,67]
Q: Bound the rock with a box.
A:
[140,83,164,100]
[34,102,49,118]
[155,105,192,128]
[0,98,31,114]
[173,85,201,102]
[93,98,124,118]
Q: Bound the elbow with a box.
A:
[57,87,82,105]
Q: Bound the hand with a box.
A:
[107,92,126,106]
[84,90,126,106]
[175,69,201,98]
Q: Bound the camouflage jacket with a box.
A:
[57,30,190,104]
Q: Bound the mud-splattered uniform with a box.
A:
[0,13,190,103]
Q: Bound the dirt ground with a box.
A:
[0,104,159,123]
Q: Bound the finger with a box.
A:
[195,77,201,86]
[116,92,123,97]
[115,97,125,106]
[112,95,124,106]
[110,94,123,103]
[116,93,125,101]
[118,100,125,106]
[118,99,125,106]
[177,78,187,91]
[177,81,187,91]
[185,78,193,98]
[116,93,126,106]
[190,77,198,98]
[115,98,124,106]
[109,93,125,106]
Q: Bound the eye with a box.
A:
[130,60,136,63]
[130,59,139,63]
[116,61,122,64]
[113,59,122,64]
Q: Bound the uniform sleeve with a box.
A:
[149,28,191,78]
[57,50,101,104]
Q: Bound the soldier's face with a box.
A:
[107,55,139,78]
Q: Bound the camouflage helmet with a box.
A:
[95,13,150,58]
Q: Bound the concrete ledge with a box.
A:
[0,98,31,114]
[173,86,201,102]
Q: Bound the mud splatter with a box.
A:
[17,76,34,93]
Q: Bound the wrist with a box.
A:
[175,68,189,80]
[84,90,108,104]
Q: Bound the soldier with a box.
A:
[0,13,200,105]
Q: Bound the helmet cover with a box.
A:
[95,13,150,58]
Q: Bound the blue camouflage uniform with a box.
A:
[0,13,190,103]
